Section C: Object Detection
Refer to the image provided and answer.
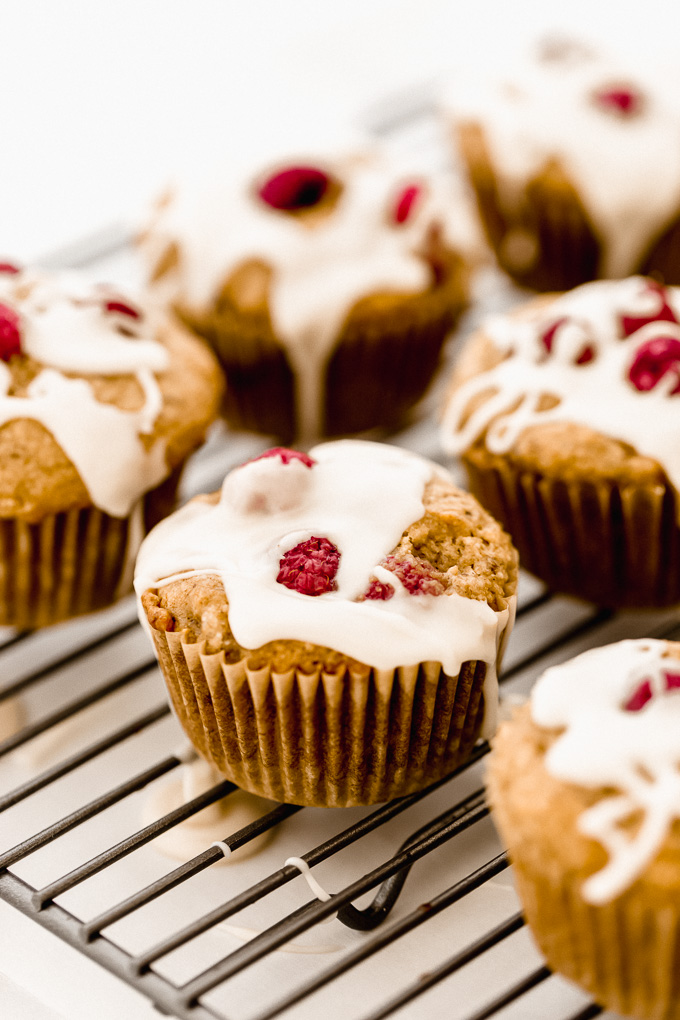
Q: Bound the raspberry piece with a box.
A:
[620,281,678,337]
[363,579,395,601]
[249,447,316,468]
[539,318,566,355]
[624,679,652,712]
[0,303,22,361]
[381,555,446,596]
[540,317,594,365]
[392,184,424,225]
[258,166,330,211]
[277,536,340,596]
[104,298,141,319]
[628,335,680,394]
[0,262,20,274]
[624,671,680,711]
[666,672,680,692]
[593,85,643,117]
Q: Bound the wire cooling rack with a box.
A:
[0,106,676,1020]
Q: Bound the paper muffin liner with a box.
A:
[324,314,456,437]
[513,862,680,1020]
[456,121,601,292]
[150,627,489,807]
[181,272,467,443]
[463,450,680,607]
[0,467,183,630]
[640,211,680,286]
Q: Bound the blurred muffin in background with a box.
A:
[443,36,680,291]
[0,264,222,628]
[138,141,473,442]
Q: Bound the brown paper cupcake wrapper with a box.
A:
[457,121,601,292]
[183,273,467,443]
[152,627,488,807]
[463,452,680,607]
[0,466,183,630]
[513,863,680,1020]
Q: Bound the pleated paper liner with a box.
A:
[0,466,183,629]
[181,265,467,442]
[456,121,601,292]
[151,626,489,807]
[462,448,680,607]
[513,862,680,1020]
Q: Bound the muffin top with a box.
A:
[0,264,221,521]
[139,142,473,437]
[442,276,680,495]
[502,638,680,904]
[135,440,517,733]
[445,37,680,276]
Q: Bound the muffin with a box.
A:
[134,440,517,807]
[445,37,680,291]
[488,638,680,1019]
[138,144,471,442]
[0,263,222,628]
[441,276,680,607]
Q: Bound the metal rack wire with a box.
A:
[2,538,678,1020]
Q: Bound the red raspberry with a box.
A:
[539,317,594,365]
[249,447,316,468]
[379,555,446,596]
[104,298,141,319]
[593,85,643,117]
[392,183,424,225]
[0,303,22,361]
[277,536,340,596]
[620,281,678,338]
[363,579,395,601]
[0,262,20,274]
[258,166,330,211]
[628,335,680,394]
[624,671,680,711]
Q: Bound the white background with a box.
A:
[2,0,680,260]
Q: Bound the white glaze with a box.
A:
[141,145,462,440]
[446,42,680,276]
[0,268,173,518]
[531,639,680,904]
[442,277,680,499]
[134,441,514,736]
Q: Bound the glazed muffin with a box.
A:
[135,440,517,807]
[445,37,680,291]
[488,639,680,1019]
[442,276,680,607]
[0,263,222,628]
[138,144,471,442]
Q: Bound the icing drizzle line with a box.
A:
[531,639,680,904]
[442,277,680,501]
